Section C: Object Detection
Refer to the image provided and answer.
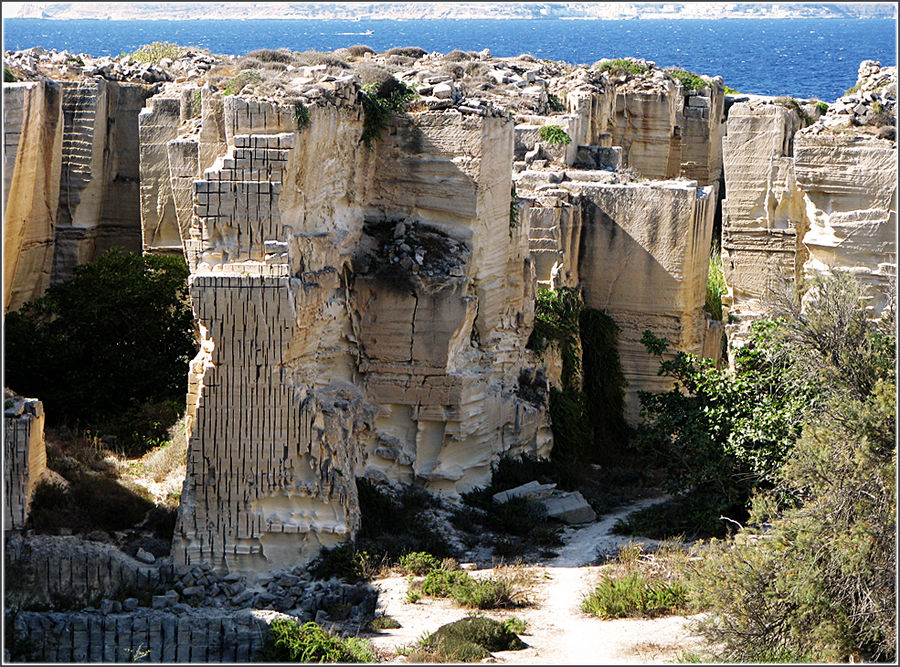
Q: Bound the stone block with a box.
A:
[542,491,597,524]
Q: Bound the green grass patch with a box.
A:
[581,572,690,619]
[723,85,740,94]
[415,568,525,609]
[594,58,649,76]
[704,246,726,321]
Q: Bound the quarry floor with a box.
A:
[365,497,708,664]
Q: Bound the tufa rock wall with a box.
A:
[722,62,897,353]
[2,76,155,312]
[3,392,47,531]
[144,85,550,575]
[2,81,63,311]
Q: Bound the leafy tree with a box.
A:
[680,274,896,661]
[630,320,812,536]
[5,248,196,452]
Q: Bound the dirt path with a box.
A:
[366,497,707,663]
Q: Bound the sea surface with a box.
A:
[2,18,896,101]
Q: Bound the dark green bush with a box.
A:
[628,319,811,538]
[4,65,16,82]
[594,58,649,76]
[5,248,195,454]
[547,92,565,112]
[257,619,370,662]
[359,80,417,150]
[409,615,525,661]
[579,308,629,464]
[418,569,523,609]
[667,68,707,92]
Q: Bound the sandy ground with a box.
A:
[365,497,707,664]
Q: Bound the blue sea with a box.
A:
[2,18,896,101]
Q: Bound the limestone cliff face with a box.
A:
[3,81,63,311]
[151,83,549,574]
[721,102,806,341]
[2,77,154,311]
[795,132,897,314]
[722,62,897,351]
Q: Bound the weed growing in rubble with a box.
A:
[129,41,190,64]
[537,124,571,145]
[223,70,261,96]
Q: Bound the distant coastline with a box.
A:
[4,1,897,22]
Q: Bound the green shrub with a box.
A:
[223,71,261,96]
[844,81,862,96]
[502,617,527,635]
[359,80,417,150]
[688,275,896,663]
[594,58,648,76]
[396,551,441,575]
[547,92,565,112]
[528,287,583,390]
[581,572,690,619]
[815,101,829,114]
[257,619,370,662]
[667,68,707,92]
[293,103,310,131]
[417,569,523,609]
[537,124,571,146]
[4,248,195,454]
[310,542,381,582]
[130,42,189,64]
[723,85,740,94]
[4,65,16,82]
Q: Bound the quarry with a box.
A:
[3,44,896,662]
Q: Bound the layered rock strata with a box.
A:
[3,81,63,310]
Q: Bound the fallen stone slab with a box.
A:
[542,491,597,524]
[492,480,557,504]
